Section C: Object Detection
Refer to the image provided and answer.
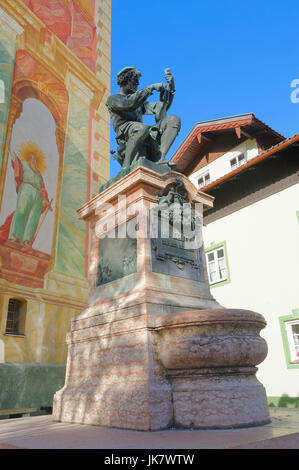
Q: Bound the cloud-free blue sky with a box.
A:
[109,0,299,177]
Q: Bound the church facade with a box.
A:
[0,0,111,412]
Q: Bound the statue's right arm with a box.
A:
[106,88,153,113]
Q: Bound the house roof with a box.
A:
[171,113,285,173]
[201,131,299,193]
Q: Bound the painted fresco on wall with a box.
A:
[0,0,110,366]
[21,0,97,72]
[0,98,59,254]
[0,23,18,168]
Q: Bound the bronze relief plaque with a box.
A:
[96,221,137,286]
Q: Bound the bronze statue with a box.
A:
[106,67,181,169]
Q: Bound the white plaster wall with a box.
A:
[190,139,259,189]
[202,183,299,398]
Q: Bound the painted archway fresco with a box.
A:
[0,0,109,367]
[0,49,69,288]
[0,98,59,254]
[21,0,97,72]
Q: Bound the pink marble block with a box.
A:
[155,309,270,429]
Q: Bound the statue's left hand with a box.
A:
[165,74,175,92]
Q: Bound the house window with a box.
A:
[285,321,299,364]
[206,246,228,284]
[198,172,211,189]
[230,153,246,170]
[5,299,23,335]
[279,310,299,369]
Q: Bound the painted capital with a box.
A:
[0,7,23,39]
[65,71,94,105]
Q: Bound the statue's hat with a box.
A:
[117,66,141,78]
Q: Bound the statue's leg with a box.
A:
[158,115,181,161]
[142,136,159,162]
[123,123,150,168]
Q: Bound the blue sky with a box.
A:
[109,0,299,178]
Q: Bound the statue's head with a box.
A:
[117,66,141,93]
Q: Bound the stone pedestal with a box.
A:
[53,163,270,430]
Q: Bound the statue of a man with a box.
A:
[106,67,181,169]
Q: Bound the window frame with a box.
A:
[279,310,299,369]
[230,152,246,171]
[4,298,26,337]
[205,241,231,288]
[226,146,247,174]
[0,79,5,104]
[197,171,211,189]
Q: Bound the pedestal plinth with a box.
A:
[53,162,270,430]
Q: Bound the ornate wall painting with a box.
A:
[0,32,17,169]
[22,0,72,44]
[0,0,110,367]
[21,0,97,72]
[0,98,59,255]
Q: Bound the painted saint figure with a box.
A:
[0,142,52,247]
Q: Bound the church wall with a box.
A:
[0,10,22,170]
[0,0,111,392]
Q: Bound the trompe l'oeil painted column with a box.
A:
[54,73,92,280]
[0,9,23,180]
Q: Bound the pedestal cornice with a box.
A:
[78,165,215,222]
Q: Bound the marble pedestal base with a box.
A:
[53,166,270,430]
[170,368,270,429]
[53,308,270,430]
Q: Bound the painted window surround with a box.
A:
[279,309,299,370]
[205,240,231,288]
